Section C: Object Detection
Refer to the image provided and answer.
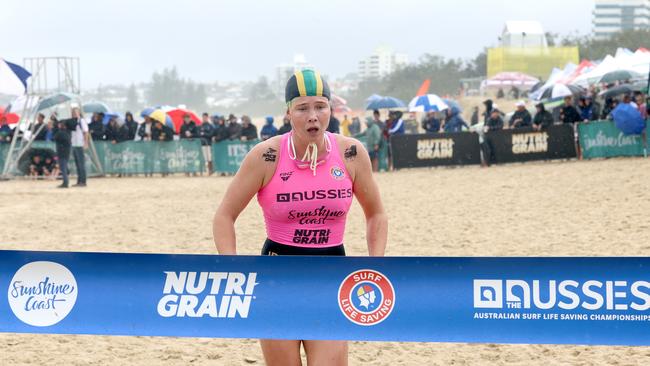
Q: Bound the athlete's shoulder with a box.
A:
[333,134,368,160]
[248,135,283,162]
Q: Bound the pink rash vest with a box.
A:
[257,132,353,247]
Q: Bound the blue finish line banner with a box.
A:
[1,250,650,346]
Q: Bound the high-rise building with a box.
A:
[358,46,409,79]
[273,54,315,98]
[593,0,650,39]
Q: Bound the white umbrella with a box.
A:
[408,94,448,112]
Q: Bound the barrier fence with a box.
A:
[2,250,650,345]
[1,121,647,176]
[579,121,649,159]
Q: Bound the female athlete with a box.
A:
[213,69,387,366]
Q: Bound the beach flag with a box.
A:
[415,79,430,97]
[0,58,31,96]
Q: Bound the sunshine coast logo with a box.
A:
[8,261,78,327]
[331,166,345,180]
[338,269,395,326]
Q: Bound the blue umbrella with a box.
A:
[140,107,155,118]
[36,92,79,111]
[102,112,123,126]
[365,96,406,110]
[83,102,111,114]
[612,103,646,135]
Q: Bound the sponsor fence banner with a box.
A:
[579,120,649,159]
[2,250,650,345]
[212,139,258,174]
[94,140,204,174]
[488,124,576,164]
[390,132,482,168]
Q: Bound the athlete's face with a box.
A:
[288,96,330,142]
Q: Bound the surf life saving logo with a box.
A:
[330,166,345,180]
[7,261,78,327]
[338,269,395,326]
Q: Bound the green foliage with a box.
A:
[146,66,207,111]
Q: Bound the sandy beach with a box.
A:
[1,157,649,365]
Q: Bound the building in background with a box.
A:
[593,0,650,39]
[273,54,315,98]
[487,21,579,78]
[357,46,408,79]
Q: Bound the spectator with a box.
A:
[28,154,46,178]
[340,114,351,136]
[509,101,532,128]
[43,156,56,178]
[44,115,58,142]
[601,97,617,120]
[137,116,155,141]
[227,114,242,140]
[89,112,105,140]
[364,117,382,172]
[105,117,123,144]
[68,107,89,187]
[482,108,504,166]
[198,113,215,174]
[372,109,386,131]
[122,112,138,140]
[388,111,405,135]
[33,113,47,140]
[240,115,258,141]
[213,116,229,142]
[496,88,505,99]
[482,99,494,123]
[153,120,174,141]
[278,115,292,135]
[422,111,441,133]
[443,106,469,133]
[54,119,71,188]
[578,96,597,122]
[634,91,648,120]
[470,106,479,125]
[0,116,14,142]
[180,113,198,139]
[260,116,278,141]
[532,103,553,131]
[560,96,581,124]
[327,108,340,133]
[349,117,361,135]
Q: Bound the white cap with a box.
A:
[515,101,526,107]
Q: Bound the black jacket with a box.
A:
[486,116,504,131]
[89,120,105,140]
[180,122,198,139]
[227,122,242,140]
[533,110,554,130]
[213,123,229,142]
[509,110,532,128]
[241,124,258,141]
[278,123,292,135]
[123,120,138,140]
[54,128,71,159]
[327,116,340,133]
[561,105,581,124]
[198,122,215,145]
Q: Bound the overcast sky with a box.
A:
[1,0,593,88]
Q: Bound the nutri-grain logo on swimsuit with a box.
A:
[338,269,395,326]
[7,261,78,327]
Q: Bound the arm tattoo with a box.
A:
[262,147,277,162]
[344,145,357,161]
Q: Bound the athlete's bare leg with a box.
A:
[260,339,302,366]
[303,340,348,366]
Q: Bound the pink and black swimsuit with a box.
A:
[257,132,353,255]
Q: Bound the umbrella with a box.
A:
[366,96,406,110]
[443,99,462,112]
[612,103,646,135]
[598,84,643,99]
[102,112,124,126]
[536,84,584,100]
[140,107,155,118]
[408,94,448,112]
[0,58,31,96]
[36,92,78,111]
[166,108,202,133]
[141,107,174,128]
[83,102,111,114]
[0,112,20,124]
[598,70,643,85]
